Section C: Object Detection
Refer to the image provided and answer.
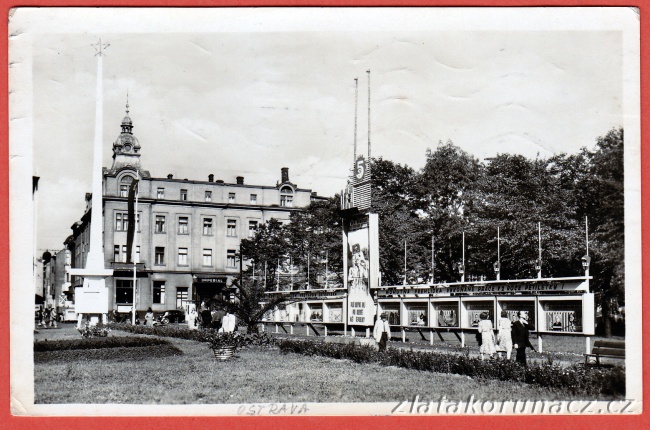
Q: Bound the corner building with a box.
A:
[69,106,315,315]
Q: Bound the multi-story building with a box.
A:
[68,105,317,315]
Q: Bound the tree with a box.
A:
[239,218,288,290]
[212,278,292,334]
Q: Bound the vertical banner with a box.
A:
[344,213,378,326]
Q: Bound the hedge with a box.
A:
[277,338,625,397]
[34,336,171,352]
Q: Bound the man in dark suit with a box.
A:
[511,311,536,366]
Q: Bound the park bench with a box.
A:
[584,339,625,366]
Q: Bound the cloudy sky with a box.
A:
[12,8,635,253]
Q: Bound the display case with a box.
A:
[461,298,496,329]
[379,301,400,326]
[307,302,323,322]
[497,297,536,331]
[432,299,460,328]
[404,300,429,327]
[324,302,343,323]
[538,296,583,333]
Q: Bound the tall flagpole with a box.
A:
[537,222,542,279]
[367,70,371,167]
[353,78,358,165]
[431,235,435,284]
[403,240,407,285]
[497,226,501,281]
[132,169,139,325]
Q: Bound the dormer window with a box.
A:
[120,175,135,197]
[280,186,294,207]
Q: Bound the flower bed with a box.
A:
[33,336,183,363]
[277,338,625,397]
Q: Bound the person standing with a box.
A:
[497,310,513,359]
[201,307,212,329]
[221,311,236,333]
[187,307,198,330]
[512,311,536,366]
[373,313,391,351]
[144,307,155,326]
[477,312,496,360]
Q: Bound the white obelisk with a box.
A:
[68,39,113,327]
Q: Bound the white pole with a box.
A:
[538,222,542,279]
[462,232,465,283]
[431,235,435,284]
[325,250,329,289]
[131,170,139,325]
[404,240,406,285]
[497,226,501,281]
[585,216,589,256]
[307,251,310,289]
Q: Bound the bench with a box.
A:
[584,340,625,366]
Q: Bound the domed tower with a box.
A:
[109,98,142,172]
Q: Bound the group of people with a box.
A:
[372,310,536,366]
[35,304,58,329]
[477,310,536,366]
[184,306,236,332]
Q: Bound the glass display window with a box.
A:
[434,301,459,328]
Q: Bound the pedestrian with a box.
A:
[497,310,513,359]
[187,307,198,330]
[373,312,391,351]
[144,307,155,326]
[477,312,496,360]
[201,307,212,329]
[221,311,236,333]
[512,311,536,366]
[36,306,44,328]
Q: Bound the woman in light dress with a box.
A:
[478,312,496,360]
[497,310,513,359]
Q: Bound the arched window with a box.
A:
[280,186,294,207]
[119,175,134,197]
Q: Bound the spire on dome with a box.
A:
[121,93,133,134]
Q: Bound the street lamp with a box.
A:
[581,255,591,272]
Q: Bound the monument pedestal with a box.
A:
[69,268,113,327]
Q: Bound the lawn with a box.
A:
[34,326,622,404]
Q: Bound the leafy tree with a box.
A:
[212,278,292,334]
[239,218,289,290]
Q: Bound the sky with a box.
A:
[16,8,631,253]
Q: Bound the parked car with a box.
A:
[155,310,185,325]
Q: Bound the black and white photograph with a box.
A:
[9,7,641,416]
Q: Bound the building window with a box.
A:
[155,215,166,233]
[178,216,189,234]
[114,245,120,262]
[178,248,188,266]
[120,175,134,197]
[248,220,258,238]
[250,194,257,204]
[115,279,134,304]
[115,213,127,231]
[135,246,140,263]
[227,250,237,268]
[205,191,212,202]
[203,249,213,266]
[176,287,189,310]
[153,281,165,305]
[228,193,235,203]
[180,189,188,201]
[121,245,128,263]
[280,186,294,207]
[203,218,213,235]
[227,219,237,237]
[155,247,165,265]
[157,188,165,199]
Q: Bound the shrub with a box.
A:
[34,336,172,352]
[277,338,624,397]
[35,344,182,363]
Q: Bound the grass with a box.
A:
[34,327,622,404]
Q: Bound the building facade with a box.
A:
[68,106,316,315]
